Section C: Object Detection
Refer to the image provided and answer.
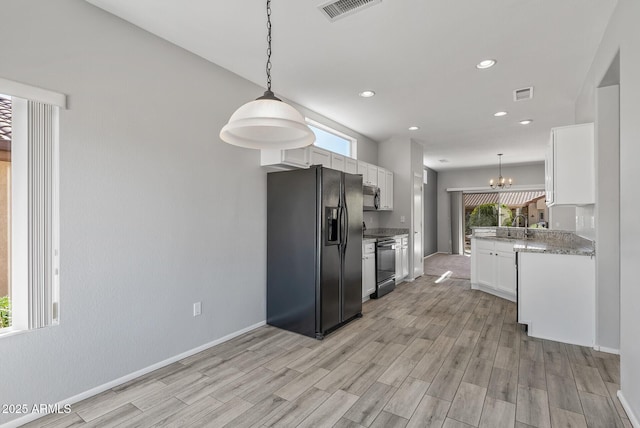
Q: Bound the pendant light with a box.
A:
[220,0,315,150]
[489,154,512,189]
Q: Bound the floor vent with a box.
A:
[319,0,382,22]
[513,87,534,101]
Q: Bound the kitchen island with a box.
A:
[471,227,595,347]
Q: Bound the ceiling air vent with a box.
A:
[513,87,534,102]
[318,0,382,22]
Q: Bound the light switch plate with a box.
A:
[193,302,202,317]
[400,216,406,223]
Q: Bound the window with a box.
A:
[306,118,357,158]
[0,77,64,334]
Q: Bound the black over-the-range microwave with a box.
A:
[363,184,380,211]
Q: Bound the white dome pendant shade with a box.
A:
[219,0,315,150]
[220,90,316,150]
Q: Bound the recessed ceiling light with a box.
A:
[476,59,497,69]
[408,126,420,131]
[494,111,508,117]
[359,90,376,98]
[519,119,533,125]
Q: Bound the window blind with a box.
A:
[27,100,59,329]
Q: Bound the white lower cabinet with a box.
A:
[394,235,409,284]
[518,252,595,346]
[496,250,516,295]
[362,242,376,300]
[401,237,408,278]
[395,237,402,284]
[471,238,516,301]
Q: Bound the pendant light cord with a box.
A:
[257,0,280,101]
[266,0,272,93]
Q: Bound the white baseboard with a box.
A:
[1,320,267,428]
[618,390,640,427]
[593,345,620,355]
[423,252,443,260]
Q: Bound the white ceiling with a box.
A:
[86,0,616,171]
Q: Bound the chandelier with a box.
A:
[219,0,315,149]
[489,154,512,189]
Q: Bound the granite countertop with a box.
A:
[473,227,595,256]
[512,240,594,256]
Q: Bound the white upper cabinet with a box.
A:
[330,153,346,172]
[384,170,393,210]
[376,167,394,211]
[308,146,331,168]
[367,164,378,186]
[357,160,367,177]
[345,157,358,174]
[358,161,376,185]
[377,169,386,206]
[260,148,308,170]
[261,147,389,203]
[546,123,595,206]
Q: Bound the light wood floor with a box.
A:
[27,275,630,428]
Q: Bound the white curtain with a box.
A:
[450,191,463,255]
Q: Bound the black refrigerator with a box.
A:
[267,166,363,339]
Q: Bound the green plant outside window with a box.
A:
[467,203,514,231]
[0,295,10,328]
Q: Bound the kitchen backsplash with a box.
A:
[575,205,596,240]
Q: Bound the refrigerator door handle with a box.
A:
[343,199,349,251]
[338,204,346,249]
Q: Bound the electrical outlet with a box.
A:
[193,302,202,317]
[400,215,406,223]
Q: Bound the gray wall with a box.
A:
[378,137,412,229]
[593,85,620,351]
[0,0,374,424]
[377,137,424,277]
[436,163,545,253]
[575,0,640,418]
[423,168,438,256]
